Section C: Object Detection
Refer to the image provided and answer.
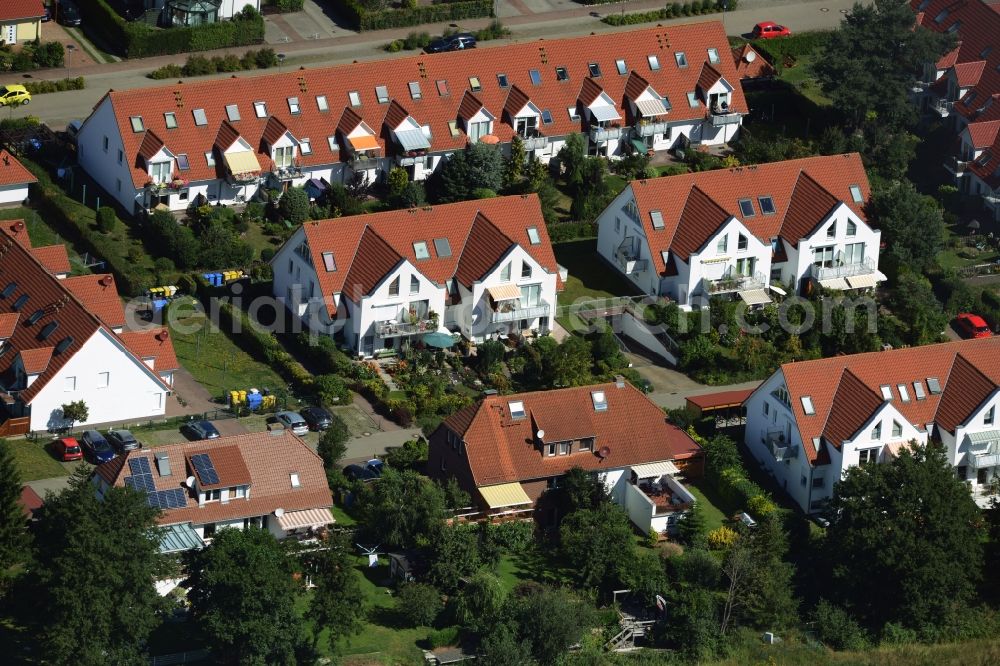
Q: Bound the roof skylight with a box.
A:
[322,252,336,272]
[316,95,328,112]
[413,241,430,260]
[801,396,815,415]
[349,91,361,107]
[164,112,177,129]
[436,79,449,96]
[591,391,608,412]
[650,210,664,229]
[408,81,422,100]
[375,85,389,103]
[509,400,526,419]
[225,104,240,122]
[529,69,542,85]
[192,108,207,126]
[254,101,267,118]
[497,73,509,88]
[287,97,300,114]
[433,238,452,257]
[616,59,627,75]
[130,116,144,133]
[527,227,541,245]
[738,199,755,217]
[647,55,660,71]
[588,62,601,77]
[674,52,688,68]
[469,76,481,92]
[555,66,568,81]
[759,196,775,215]
[927,377,942,394]
[880,385,893,400]
[707,47,720,64]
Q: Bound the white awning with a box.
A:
[590,104,621,122]
[636,98,669,117]
[276,507,335,531]
[818,277,850,290]
[967,430,1000,444]
[631,460,680,478]
[394,128,431,151]
[480,483,532,509]
[846,274,878,289]
[768,284,787,296]
[738,288,772,306]
[224,150,260,175]
[487,284,521,301]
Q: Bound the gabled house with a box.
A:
[76,21,746,213]
[94,429,333,552]
[744,337,1000,512]
[0,0,43,46]
[0,150,37,206]
[270,195,564,357]
[428,380,704,534]
[0,226,176,434]
[595,153,882,308]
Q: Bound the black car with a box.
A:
[425,33,476,53]
[344,464,380,483]
[301,406,333,431]
[80,430,115,464]
[57,1,82,27]
[180,420,221,441]
[106,429,141,453]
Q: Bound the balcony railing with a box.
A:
[931,98,954,116]
[590,126,623,143]
[709,111,742,127]
[635,121,668,137]
[968,451,1000,470]
[520,134,548,151]
[944,156,971,175]
[706,271,766,294]
[615,247,647,274]
[375,318,436,338]
[984,193,1000,206]
[492,301,550,323]
[273,165,303,181]
[348,155,381,171]
[810,257,876,281]
[765,430,797,462]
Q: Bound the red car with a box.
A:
[753,21,791,39]
[954,313,992,339]
[53,437,83,462]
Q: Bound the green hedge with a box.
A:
[748,30,830,64]
[601,0,733,25]
[331,0,492,31]
[24,77,85,95]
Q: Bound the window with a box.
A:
[521,262,532,279]
[225,104,240,122]
[316,95,328,112]
[559,441,571,455]
[946,21,960,33]
[64,376,76,391]
[707,47,720,64]
[880,385,892,400]
[717,234,728,253]
[434,238,452,257]
[615,218,620,232]
[555,66,568,81]
[103,136,109,152]
[812,476,824,488]
[986,407,995,426]
[150,161,171,184]
[567,107,580,121]
[116,179,121,192]
[871,421,882,440]
[812,246,834,268]
[615,59,627,75]
[846,220,857,236]
[738,198,755,217]
[273,146,293,168]
[469,76,482,92]
[674,52,688,68]
[849,184,863,203]
[94,371,109,388]
[648,55,660,71]
[509,400,526,419]
[735,257,755,276]
[801,396,815,415]
[520,283,541,306]
[176,153,190,171]
[546,442,556,456]
[413,241,430,260]
[410,275,419,294]
[758,196,775,215]
[826,222,836,238]
[299,138,312,155]
[580,438,594,452]
[348,90,361,107]
[763,401,770,416]
[588,62,601,77]
[468,120,491,143]
[933,8,948,23]
[164,112,177,129]
[388,276,400,297]
[328,136,338,152]
[687,92,698,107]
[130,116,144,132]
[650,210,664,229]
[591,390,608,411]
[738,234,748,251]
[927,377,942,394]
[541,109,553,124]
[529,69,542,85]
[897,384,910,402]
[375,85,389,103]
[205,152,215,167]
[912,381,926,401]
[859,447,879,464]
[496,73,508,88]
[287,97,300,114]
[117,149,123,164]
[844,242,865,265]
[253,101,267,118]
[891,421,903,438]
[322,252,336,272]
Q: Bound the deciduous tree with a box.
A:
[306,533,366,654]
[559,503,635,593]
[355,468,446,548]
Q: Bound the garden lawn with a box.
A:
[686,479,733,532]
[777,55,831,107]
[169,311,286,401]
[11,440,69,482]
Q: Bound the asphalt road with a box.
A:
[4,0,860,129]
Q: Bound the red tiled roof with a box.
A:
[629,154,869,273]
[443,382,702,487]
[19,347,53,374]
[955,60,987,87]
[100,22,743,190]
[821,370,884,446]
[100,430,332,527]
[118,328,179,372]
[19,485,43,518]
[342,227,402,301]
[261,115,289,148]
[685,387,757,411]
[187,445,252,490]
[731,44,776,80]
[503,85,533,121]
[1,220,30,247]
[30,245,71,275]
[214,120,241,152]
[0,313,18,338]
[0,150,37,188]
[137,131,165,163]
[297,195,560,315]
[696,63,723,93]
[936,353,998,431]
[0,0,44,22]
[578,77,604,107]
[61,274,126,329]
[778,171,841,246]
[454,212,516,287]
[968,119,1000,147]
[457,91,485,124]
[769,337,1000,463]
[670,186,731,259]
[624,71,652,102]
[383,100,410,132]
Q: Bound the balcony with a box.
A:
[931,98,954,117]
[375,318,437,338]
[272,165,303,181]
[635,121,668,137]
[615,243,647,275]
[348,154,381,171]
[967,450,1000,470]
[984,193,1000,206]
[590,126,623,143]
[944,155,971,176]
[397,149,428,167]
[810,257,876,282]
[763,430,797,462]
[709,111,742,127]
[706,271,765,294]
[520,134,548,151]
[492,300,550,323]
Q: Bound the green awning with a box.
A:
[159,523,205,553]
[631,139,649,154]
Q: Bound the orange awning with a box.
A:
[479,135,500,145]
[348,134,379,151]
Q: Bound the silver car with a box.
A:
[275,411,309,436]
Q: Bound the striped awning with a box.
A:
[348,134,379,151]
[487,284,521,301]
[967,430,1000,444]
[590,103,621,122]
[480,483,532,509]
[846,273,878,289]
[818,277,850,290]
[636,98,669,117]
[224,150,260,175]
[159,522,205,553]
[394,128,431,151]
[738,288,772,306]
[631,460,680,478]
[276,507,335,531]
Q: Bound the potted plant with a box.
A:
[428,310,439,327]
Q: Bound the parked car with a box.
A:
[53,437,82,462]
[81,430,116,464]
[42,5,52,22]
[275,411,309,436]
[180,420,221,441]
[752,21,791,39]
[365,459,384,477]
[106,429,141,453]
[0,85,31,108]
[344,464,380,483]
[425,33,477,53]
[301,406,333,431]
[954,312,993,339]
[57,0,82,26]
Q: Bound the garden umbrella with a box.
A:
[423,331,458,349]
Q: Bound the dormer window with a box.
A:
[375,85,389,104]
[130,116,144,133]
[591,391,608,411]
[287,97,300,114]
[254,101,267,118]
[509,400,526,419]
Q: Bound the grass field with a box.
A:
[553,239,642,331]
[778,56,831,107]
[10,439,71,482]
[686,479,735,532]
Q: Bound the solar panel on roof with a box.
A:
[125,474,155,493]
[191,453,220,485]
[145,488,188,510]
[129,457,152,476]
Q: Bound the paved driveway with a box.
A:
[626,352,761,410]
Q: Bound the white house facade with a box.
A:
[0,150,36,206]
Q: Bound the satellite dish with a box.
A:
[185,476,196,488]
[745,50,757,63]
[274,508,285,517]
[536,429,545,440]
[598,446,611,459]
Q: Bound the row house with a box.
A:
[0,221,177,434]
[744,337,1000,513]
[911,0,1000,220]
[428,379,704,534]
[95,430,334,554]
[74,20,746,214]
[595,153,882,309]
[270,195,565,357]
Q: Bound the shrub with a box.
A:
[746,493,777,518]
[330,0,492,31]
[260,248,275,262]
[148,64,184,80]
[681,2,691,15]
[255,47,278,68]
[385,39,404,52]
[706,526,739,550]
[396,583,441,627]
[427,626,460,649]
[812,600,869,650]
[23,77,86,94]
[96,207,117,233]
[313,374,350,406]
[272,0,304,10]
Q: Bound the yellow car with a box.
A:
[0,85,31,107]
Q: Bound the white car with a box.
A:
[275,411,309,436]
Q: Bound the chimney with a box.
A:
[99,275,113,287]
[155,330,169,342]
[614,375,625,388]
[14,221,24,232]
[155,452,171,477]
